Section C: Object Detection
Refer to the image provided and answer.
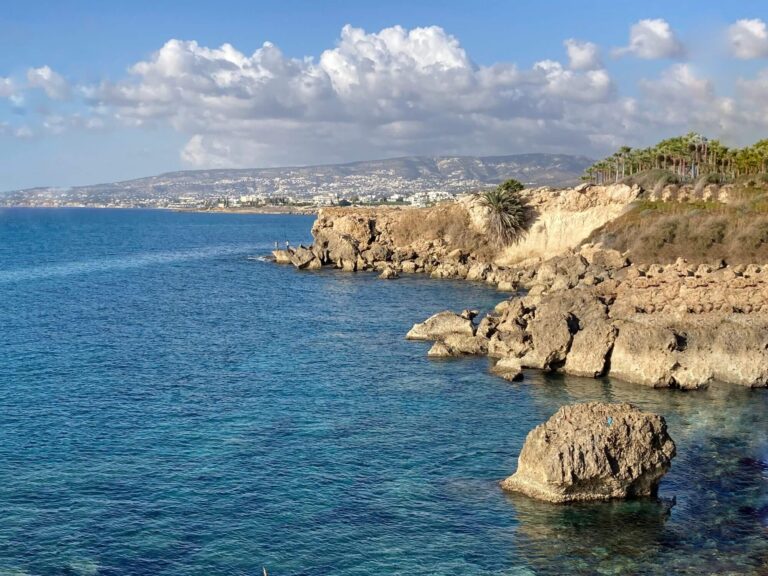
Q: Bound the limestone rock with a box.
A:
[491,358,523,381]
[609,321,679,387]
[290,246,321,270]
[378,266,399,280]
[501,402,676,503]
[406,311,475,341]
[427,341,453,358]
[272,249,293,264]
[563,321,616,377]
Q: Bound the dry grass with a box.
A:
[588,196,768,264]
[390,204,496,259]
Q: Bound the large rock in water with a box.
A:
[405,311,475,341]
[501,403,676,503]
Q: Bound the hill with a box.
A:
[0,153,592,208]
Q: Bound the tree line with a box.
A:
[584,133,768,184]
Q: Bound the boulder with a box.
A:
[427,341,453,358]
[501,402,676,503]
[405,311,475,341]
[290,246,321,270]
[378,266,399,280]
[312,228,360,271]
[491,358,523,381]
[563,321,616,377]
[272,249,293,264]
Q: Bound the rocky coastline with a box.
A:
[272,183,768,390]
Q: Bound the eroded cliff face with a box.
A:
[461,183,640,266]
[279,183,640,280]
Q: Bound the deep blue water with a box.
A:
[0,207,766,576]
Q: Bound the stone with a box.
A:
[501,402,676,503]
[491,358,523,381]
[427,341,453,357]
[609,321,679,388]
[563,321,616,377]
[405,311,475,341]
[442,333,488,355]
[272,249,293,264]
[289,246,321,270]
[401,261,418,274]
[378,266,399,280]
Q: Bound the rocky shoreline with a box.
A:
[273,184,768,390]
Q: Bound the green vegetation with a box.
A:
[477,179,527,247]
[584,133,768,185]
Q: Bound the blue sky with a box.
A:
[2,1,768,190]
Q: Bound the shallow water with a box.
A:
[0,208,766,575]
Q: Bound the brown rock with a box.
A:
[501,402,676,503]
[405,311,475,341]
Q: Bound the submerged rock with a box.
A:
[501,402,676,503]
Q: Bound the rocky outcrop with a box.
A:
[300,183,639,287]
[279,188,768,390]
[501,403,676,503]
[406,311,476,341]
[405,243,768,388]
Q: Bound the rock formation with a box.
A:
[501,403,676,503]
[273,184,768,390]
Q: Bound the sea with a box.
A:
[0,207,766,575]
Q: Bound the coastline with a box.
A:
[274,185,768,391]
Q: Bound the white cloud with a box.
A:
[615,19,685,59]
[13,22,768,165]
[86,25,622,167]
[564,39,602,70]
[639,64,738,135]
[27,66,70,99]
[728,19,768,59]
[14,125,34,139]
[0,77,15,98]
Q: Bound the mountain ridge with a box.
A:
[1,153,593,208]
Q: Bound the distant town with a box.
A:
[0,153,592,210]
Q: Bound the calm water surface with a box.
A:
[0,208,766,575]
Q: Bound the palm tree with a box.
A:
[477,180,527,247]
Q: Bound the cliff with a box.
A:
[273,182,768,390]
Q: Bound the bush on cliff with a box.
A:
[478,180,527,247]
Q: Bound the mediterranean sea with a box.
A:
[0,208,766,575]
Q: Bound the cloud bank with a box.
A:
[4,18,768,169]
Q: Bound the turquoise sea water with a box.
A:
[0,207,766,575]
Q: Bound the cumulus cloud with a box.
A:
[728,19,768,59]
[27,66,70,99]
[12,22,768,160]
[85,25,622,167]
[564,39,602,70]
[615,19,685,59]
[638,64,739,137]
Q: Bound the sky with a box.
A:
[3,0,768,190]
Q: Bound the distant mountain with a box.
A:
[1,153,593,208]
